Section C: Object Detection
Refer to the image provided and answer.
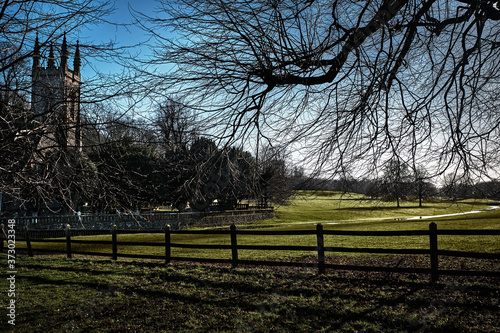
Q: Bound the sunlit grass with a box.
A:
[267,191,494,224]
[15,192,500,259]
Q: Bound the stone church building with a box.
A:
[31,34,82,152]
[0,35,83,216]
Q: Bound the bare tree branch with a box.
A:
[134,0,500,181]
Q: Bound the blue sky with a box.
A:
[103,0,158,44]
[79,0,160,76]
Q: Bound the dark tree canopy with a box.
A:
[0,0,132,212]
[136,0,500,180]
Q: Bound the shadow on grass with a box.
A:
[7,254,499,332]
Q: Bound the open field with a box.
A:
[258,191,498,225]
[15,192,500,260]
[1,255,499,332]
[2,192,499,332]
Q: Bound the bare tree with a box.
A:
[411,165,436,207]
[134,0,500,182]
[381,158,411,207]
[257,144,293,206]
[0,1,116,76]
[0,0,118,214]
[154,98,199,152]
[442,172,474,199]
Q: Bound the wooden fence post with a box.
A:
[24,226,33,257]
[230,224,238,268]
[65,224,72,259]
[165,224,171,265]
[317,223,326,274]
[112,225,118,260]
[429,222,439,282]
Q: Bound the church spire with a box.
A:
[48,42,55,68]
[73,40,81,74]
[33,33,41,69]
[61,33,68,69]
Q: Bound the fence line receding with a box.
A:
[1,222,499,282]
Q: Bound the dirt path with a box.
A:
[406,205,499,220]
[321,205,499,225]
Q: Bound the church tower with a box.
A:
[31,34,82,151]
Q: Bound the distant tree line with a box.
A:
[292,159,500,206]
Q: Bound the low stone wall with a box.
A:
[179,211,275,229]
[2,209,274,233]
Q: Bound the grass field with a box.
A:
[2,192,499,332]
[17,192,500,260]
[262,191,497,225]
[1,256,499,332]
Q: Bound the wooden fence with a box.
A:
[1,222,499,282]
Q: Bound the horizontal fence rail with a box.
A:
[1,223,499,282]
[0,208,274,232]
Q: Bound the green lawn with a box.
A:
[2,192,499,332]
[16,192,500,260]
[261,191,495,225]
[2,256,499,332]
